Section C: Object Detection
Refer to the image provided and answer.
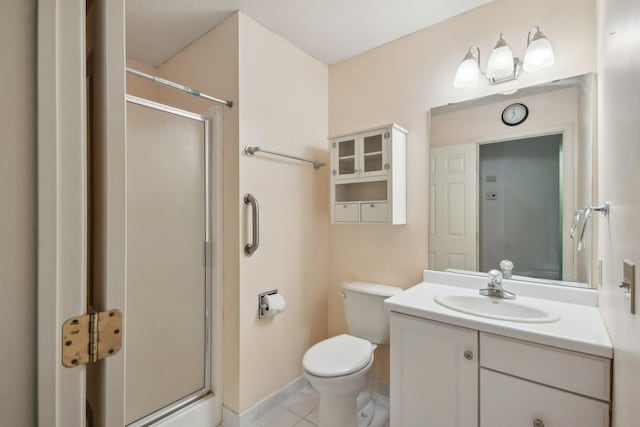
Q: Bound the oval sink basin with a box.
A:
[434,294,560,323]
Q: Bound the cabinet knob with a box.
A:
[463,351,473,360]
[533,420,544,427]
[332,169,337,176]
[370,204,375,208]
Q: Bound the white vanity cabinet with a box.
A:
[390,313,478,427]
[390,313,612,427]
[330,124,406,224]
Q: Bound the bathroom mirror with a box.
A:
[428,73,596,288]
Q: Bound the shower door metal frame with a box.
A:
[124,95,217,426]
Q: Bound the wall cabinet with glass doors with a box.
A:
[330,124,407,224]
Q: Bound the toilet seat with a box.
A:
[303,334,373,377]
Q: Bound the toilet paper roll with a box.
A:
[263,293,286,317]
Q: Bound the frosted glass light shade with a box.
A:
[486,44,514,80]
[454,56,480,88]
[523,36,554,72]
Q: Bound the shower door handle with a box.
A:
[244,193,259,256]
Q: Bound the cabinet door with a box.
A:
[334,203,360,223]
[359,129,388,178]
[333,136,359,179]
[480,369,609,427]
[360,202,388,223]
[390,314,478,427]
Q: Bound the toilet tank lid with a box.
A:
[342,281,403,297]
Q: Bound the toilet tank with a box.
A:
[342,281,403,344]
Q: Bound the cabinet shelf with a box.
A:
[330,123,406,224]
[335,181,387,203]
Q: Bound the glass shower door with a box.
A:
[125,97,211,425]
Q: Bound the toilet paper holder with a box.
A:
[258,289,278,319]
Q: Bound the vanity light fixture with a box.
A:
[454,27,554,88]
[523,26,555,72]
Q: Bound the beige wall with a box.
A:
[126,57,161,101]
[329,0,597,382]
[431,87,578,147]
[237,13,329,411]
[127,12,329,413]
[596,0,640,425]
[0,0,36,426]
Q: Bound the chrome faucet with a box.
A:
[479,270,516,300]
[499,259,514,279]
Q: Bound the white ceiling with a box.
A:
[126,0,495,67]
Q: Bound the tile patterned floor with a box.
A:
[219,385,390,427]
[258,386,319,427]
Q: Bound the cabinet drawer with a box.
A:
[360,202,388,223]
[480,333,610,401]
[480,369,609,427]
[334,203,359,223]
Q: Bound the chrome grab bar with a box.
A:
[244,194,259,256]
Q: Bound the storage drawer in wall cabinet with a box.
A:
[480,333,611,401]
[360,202,388,223]
[480,368,609,427]
[334,203,359,223]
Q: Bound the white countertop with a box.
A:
[384,270,613,358]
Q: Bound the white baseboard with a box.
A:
[221,376,310,427]
[220,376,390,427]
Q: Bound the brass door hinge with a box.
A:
[62,309,122,367]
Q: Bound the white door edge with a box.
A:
[37,1,88,426]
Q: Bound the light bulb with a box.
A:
[523,28,554,72]
[454,47,480,88]
[486,34,515,80]
[454,58,480,88]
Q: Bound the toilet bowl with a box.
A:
[303,334,377,427]
[302,282,403,427]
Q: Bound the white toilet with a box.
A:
[303,281,402,427]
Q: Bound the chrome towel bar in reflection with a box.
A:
[570,202,610,251]
[244,145,326,170]
[244,194,259,256]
